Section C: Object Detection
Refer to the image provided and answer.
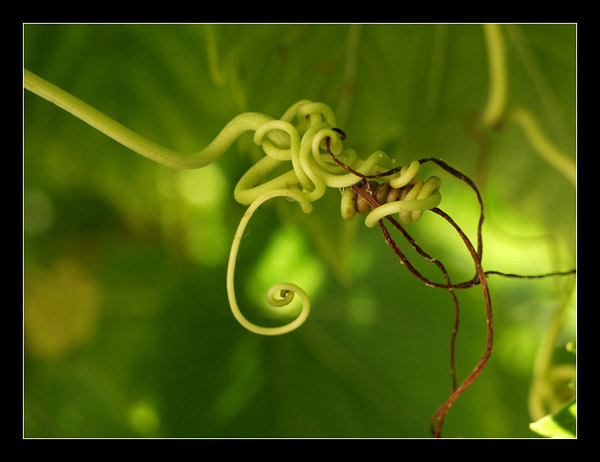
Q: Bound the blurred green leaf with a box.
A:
[530,398,576,438]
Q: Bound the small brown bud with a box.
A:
[356,193,371,214]
[387,187,402,203]
[374,183,390,204]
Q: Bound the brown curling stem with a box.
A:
[328,135,575,287]
[351,182,489,438]
[326,134,574,437]
[326,132,484,260]
[429,207,493,438]
[352,182,460,393]
[352,184,573,437]
[375,209,460,394]
[418,158,485,261]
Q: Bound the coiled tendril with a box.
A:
[226,101,443,334]
[25,70,433,336]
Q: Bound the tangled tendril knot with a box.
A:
[22,72,443,337]
[228,100,442,335]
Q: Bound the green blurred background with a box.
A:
[23,24,576,438]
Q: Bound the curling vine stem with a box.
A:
[24,69,271,170]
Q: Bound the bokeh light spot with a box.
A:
[128,401,160,435]
[176,163,228,209]
[24,259,102,360]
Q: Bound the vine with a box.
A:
[24,43,575,437]
[324,137,572,437]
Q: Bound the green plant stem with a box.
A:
[24,69,270,170]
[481,24,508,128]
[477,26,576,187]
[507,107,576,186]
[528,279,576,420]
[203,24,225,88]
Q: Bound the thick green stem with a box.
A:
[24,69,271,170]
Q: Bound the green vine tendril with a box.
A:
[24,69,442,336]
